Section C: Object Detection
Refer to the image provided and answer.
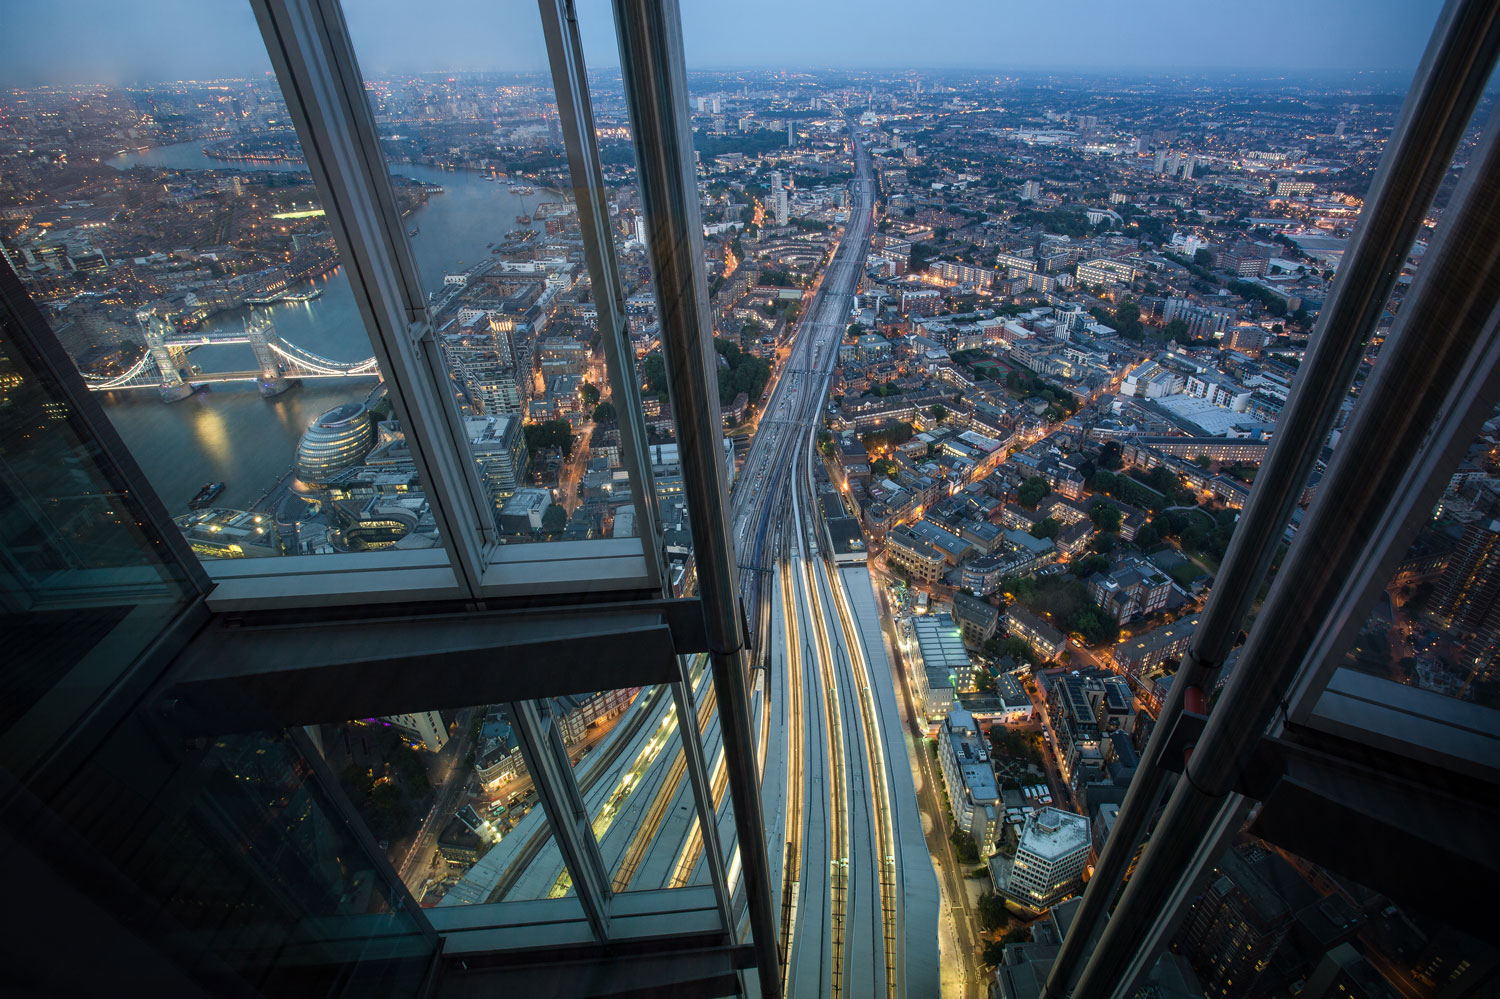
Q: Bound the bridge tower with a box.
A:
[246,313,292,397]
[136,311,195,402]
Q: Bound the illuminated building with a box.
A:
[991,807,1091,911]
[294,401,375,486]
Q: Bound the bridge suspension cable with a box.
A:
[80,352,153,389]
[267,339,380,376]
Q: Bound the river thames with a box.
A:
[101,143,539,513]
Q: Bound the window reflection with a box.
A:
[0,6,439,562]
[343,3,663,554]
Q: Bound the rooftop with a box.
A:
[912,613,972,673]
[1018,807,1091,862]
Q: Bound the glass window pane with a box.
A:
[0,6,441,562]
[317,708,554,908]
[342,3,669,563]
[1328,400,1500,706]
[0,280,198,774]
[1111,834,1497,999]
[44,726,437,996]
[576,670,717,892]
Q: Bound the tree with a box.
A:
[977,891,1009,932]
[1090,502,1123,532]
[1194,247,1214,266]
[1017,476,1051,509]
[1113,301,1144,339]
[591,401,617,423]
[908,244,934,272]
[1072,604,1119,645]
[541,503,567,535]
[579,381,601,407]
[714,338,771,405]
[1098,441,1124,471]
[1071,552,1110,578]
[950,829,979,864]
[640,352,670,400]
[1029,517,1061,540]
[1133,523,1159,548]
[930,403,949,422]
[525,420,576,459]
[1163,317,1189,341]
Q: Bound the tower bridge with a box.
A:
[82,312,380,401]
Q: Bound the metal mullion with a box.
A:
[508,699,613,941]
[1069,92,1500,999]
[611,2,782,994]
[669,657,735,931]
[286,726,443,954]
[537,0,668,591]
[1044,1,1500,992]
[250,0,494,596]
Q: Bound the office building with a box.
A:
[1435,519,1500,683]
[384,710,450,752]
[465,413,529,504]
[294,401,376,486]
[907,612,971,719]
[991,807,1091,911]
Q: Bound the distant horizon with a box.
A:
[0,0,1444,89]
[3,65,1427,93]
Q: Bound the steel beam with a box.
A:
[1044,1,1500,991]
[1070,86,1500,999]
[509,698,613,942]
[610,0,782,992]
[164,601,708,733]
[537,0,668,590]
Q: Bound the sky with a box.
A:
[0,0,1447,87]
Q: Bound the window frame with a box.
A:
[4,0,767,988]
[207,0,672,609]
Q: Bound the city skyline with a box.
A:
[3,3,1495,994]
[0,0,1447,86]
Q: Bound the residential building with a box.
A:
[952,590,1001,648]
[1111,615,1201,684]
[939,709,1002,853]
[1076,258,1140,287]
[1086,559,1173,623]
[1007,605,1065,661]
[1435,518,1500,682]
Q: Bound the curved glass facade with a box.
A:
[295,401,375,485]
